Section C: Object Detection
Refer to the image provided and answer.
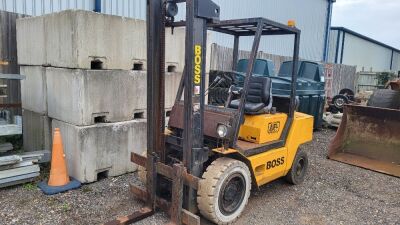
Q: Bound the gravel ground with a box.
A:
[1,128,399,225]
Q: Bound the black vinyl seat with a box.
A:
[229,76,273,114]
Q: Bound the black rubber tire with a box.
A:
[197,157,251,225]
[328,104,340,114]
[367,89,400,109]
[331,94,349,110]
[339,88,355,101]
[339,88,354,96]
[285,149,309,185]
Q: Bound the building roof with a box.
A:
[331,27,400,53]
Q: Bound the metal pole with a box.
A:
[146,0,166,209]
[390,50,394,71]
[334,30,340,64]
[94,0,101,12]
[289,32,300,118]
[340,32,345,64]
[183,0,207,212]
[323,0,333,62]
[232,21,263,146]
[175,67,185,103]
[232,35,239,71]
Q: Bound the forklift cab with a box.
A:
[165,17,313,224]
[168,17,303,155]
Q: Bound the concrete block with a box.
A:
[165,27,186,72]
[46,68,144,126]
[16,15,46,66]
[17,10,213,72]
[20,66,47,114]
[46,67,181,126]
[17,10,188,71]
[165,72,182,108]
[52,119,146,183]
[45,10,139,70]
[22,109,52,152]
[165,29,213,73]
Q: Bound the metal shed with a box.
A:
[328,27,400,73]
[0,0,334,62]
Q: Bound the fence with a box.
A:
[356,72,384,92]
[210,43,357,99]
[324,63,357,99]
[210,43,292,73]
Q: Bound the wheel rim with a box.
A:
[335,98,344,107]
[218,173,246,216]
[296,158,305,177]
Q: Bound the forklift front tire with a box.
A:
[197,157,251,224]
[285,149,309,185]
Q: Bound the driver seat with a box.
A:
[229,76,273,115]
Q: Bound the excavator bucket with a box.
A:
[328,104,400,177]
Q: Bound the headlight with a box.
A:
[216,124,228,138]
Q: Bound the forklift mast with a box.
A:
[146,0,220,214]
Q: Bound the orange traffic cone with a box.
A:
[48,128,70,186]
[38,128,81,195]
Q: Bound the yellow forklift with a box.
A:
[105,0,313,224]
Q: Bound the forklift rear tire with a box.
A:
[285,149,308,185]
[197,157,251,225]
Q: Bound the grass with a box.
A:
[22,183,37,191]
[47,198,57,206]
[81,186,93,193]
[61,203,71,212]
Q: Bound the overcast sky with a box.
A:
[331,0,400,49]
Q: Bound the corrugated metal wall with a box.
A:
[101,0,330,61]
[0,0,329,62]
[0,0,94,16]
[100,0,146,19]
[392,51,400,72]
[208,0,329,62]
[343,33,393,72]
[327,29,344,64]
[328,29,400,73]
[327,29,338,63]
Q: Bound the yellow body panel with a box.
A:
[213,112,313,187]
[238,113,287,144]
[247,146,287,185]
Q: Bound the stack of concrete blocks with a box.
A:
[17,10,212,183]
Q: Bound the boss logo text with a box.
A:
[266,157,285,169]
